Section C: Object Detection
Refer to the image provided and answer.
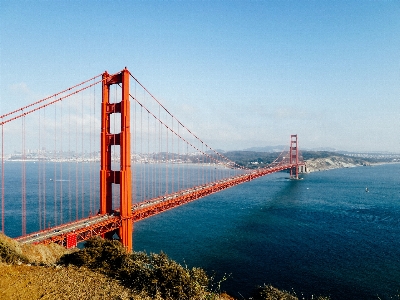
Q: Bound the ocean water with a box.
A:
[133,164,400,299]
[2,162,400,299]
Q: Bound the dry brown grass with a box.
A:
[0,233,72,265]
[0,263,139,300]
[0,263,237,300]
[0,233,27,263]
[21,242,73,265]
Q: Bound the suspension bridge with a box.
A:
[1,68,305,252]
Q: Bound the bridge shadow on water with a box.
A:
[134,172,309,298]
[198,174,310,298]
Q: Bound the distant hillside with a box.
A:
[225,150,396,170]
[224,150,281,168]
[242,145,286,152]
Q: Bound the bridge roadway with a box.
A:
[16,164,298,248]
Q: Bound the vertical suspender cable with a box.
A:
[68,96,72,222]
[196,136,199,187]
[153,114,156,198]
[208,150,210,184]
[166,123,168,195]
[53,103,57,227]
[88,88,92,216]
[59,100,63,224]
[140,108,146,201]
[81,93,84,218]
[177,125,180,192]
[187,129,189,189]
[147,112,150,199]
[43,108,46,229]
[158,105,161,195]
[75,95,79,221]
[1,121,4,233]
[171,118,174,194]
[145,106,148,199]
[202,143,204,186]
[38,108,42,230]
[198,145,204,186]
[22,112,26,235]
[209,154,211,183]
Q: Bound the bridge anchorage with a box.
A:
[3,68,305,252]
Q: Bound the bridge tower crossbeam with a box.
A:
[100,68,133,252]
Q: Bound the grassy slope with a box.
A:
[0,233,140,299]
[0,264,139,300]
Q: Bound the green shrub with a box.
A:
[251,284,297,300]
[147,252,209,299]
[60,237,210,300]
[251,284,331,300]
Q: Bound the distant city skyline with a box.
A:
[1,1,399,152]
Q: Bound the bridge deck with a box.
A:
[16,164,302,248]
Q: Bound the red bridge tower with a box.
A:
[290,134,299,179]
[100,68,133,252]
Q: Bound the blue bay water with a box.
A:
[2,162,400,299]
[133,164,400,299]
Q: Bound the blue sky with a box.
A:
[1,0,399,152]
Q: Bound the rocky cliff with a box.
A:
[305,156,369,172]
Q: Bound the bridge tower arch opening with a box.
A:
[100,68,132,252]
